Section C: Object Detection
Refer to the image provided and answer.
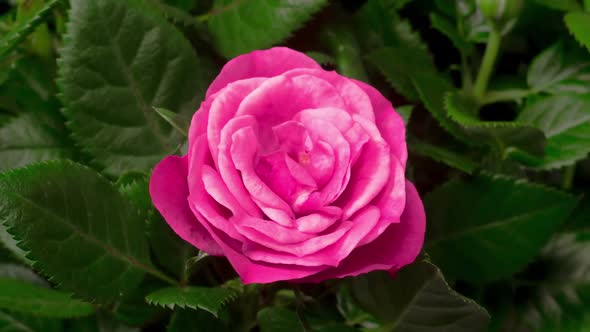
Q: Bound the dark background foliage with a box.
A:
[0,0,589,331]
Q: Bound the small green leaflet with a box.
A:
[396,105,414,125]
[0,161,162,303]
[430,13,472,53]
[0,278,94,318]
[146,286,238,316]
[527,41,590,94]
[350,260,490,331]
[0,0,62,60]
[337,286,378,327]
[153,107,189,137]
[425,175,578,282]
[257,307,303,332]
[518,95,590,169]
[322,26,369,82]
[565,12,590,53]
[208,0,328,58]
[59,0,209,176]
[411,74,473,144]
[358,0,441,101]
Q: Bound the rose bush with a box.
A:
[150,47,425,284]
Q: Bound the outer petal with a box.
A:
[353,79,408,168]
[207,47,321,97]
[296,181,425,283]
[195,210,328,284]
[149,155,223,256]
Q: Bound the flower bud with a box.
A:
[477,0,524,22]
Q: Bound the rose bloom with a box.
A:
[150,47,425,284]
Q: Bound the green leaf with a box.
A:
[148,216,198,281]
[396,105,414,125]
[0,55,60,114]
[445,91,547,157]
[117,174,199,280]
[430,13,472,53]
[112,278,165,326]
[0,161,163,303]
[66,315,139,332]
[337,286,378,327]
[0,223,31,265]
[350,260,490,331]
[0,264,47,287]
[163,0,195,11]
[168,309,228,332]
[565,12,590,53]
[518,95,590,169]
[59,0,210,176]
[567,194,590,232]
[0,112,74,171]
[322,26,368,82]
[531,0,582,11]
[0,311,62,332]
[425,175,578,283]
[153,107,189,137]
[494,234,590,331]
[208,0,328,58]
[410,74,474,144]
[0,0,62,60]
[304,52,335,66]
[257,307,303,332]
[527,41,590,94]
[146,287,238,317]
[0,277,94,318]
[358,0,441,101]
[409,140,478,174]
[147,0,202,27]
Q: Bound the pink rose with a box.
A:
[150,47,425,284]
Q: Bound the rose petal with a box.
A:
[296,181,426,282]
[207,47,321,97]
[208,78,266,167]
[231,126,295,226]
[236,75,346,153]
[188,136,243,241]
[195,209,327,284]
[294,108,369,165]
[217,115,263,218]
[295,206,342,233]
[336,140,391,220]
[294,118,351,213]
[283,68,375,121]
[358,155,406,246]
[239,220,353,266]
[353,79,408,168]
[241,206,380,267]
[149,155,223,256]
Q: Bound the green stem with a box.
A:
[474,28,502,100]
[562,165,576,190]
